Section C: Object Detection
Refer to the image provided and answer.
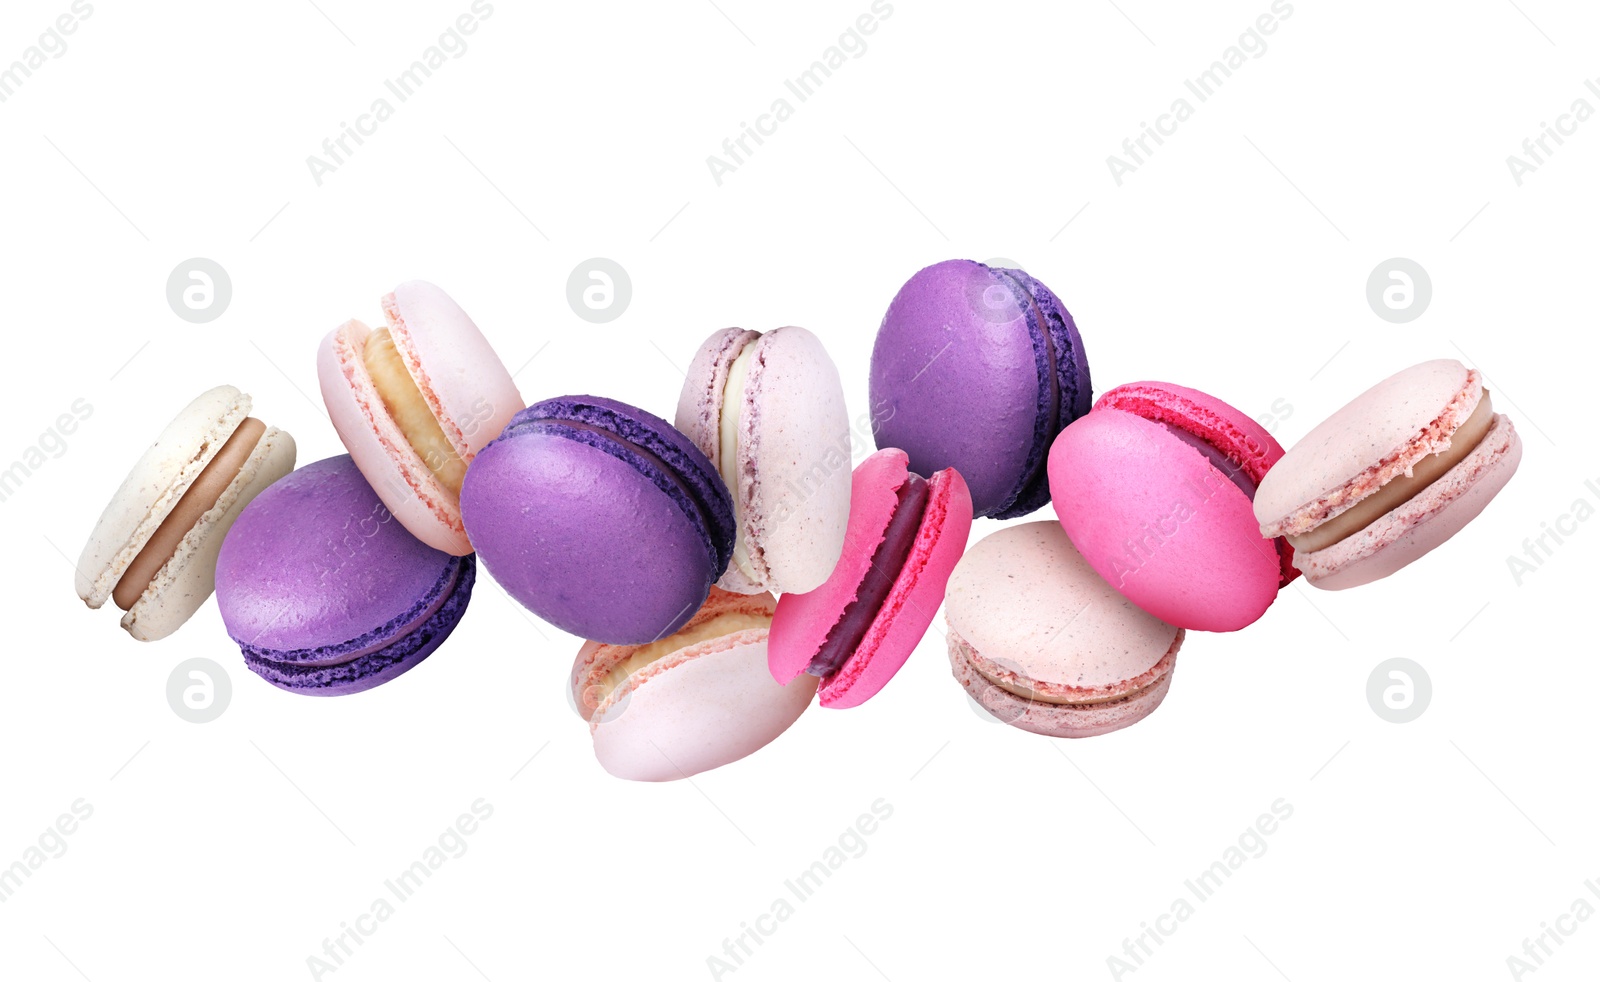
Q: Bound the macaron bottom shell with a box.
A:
[1293,412,1522,589]
[949,630,1179,738]
[239,556,475,695]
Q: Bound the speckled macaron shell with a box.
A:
[868,259,1091,519]
[573,590,818,781]
[1048,383,1286,632]
[768,449,974,708]
[1257,360,1522,588]
[675,326,851,595]
[216,455,475,695]
[944,522,1182,738]
[75,385,298,641]
[460,396,735,645]
[317,281,521,556]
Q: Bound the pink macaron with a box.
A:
[1255,358,1521,589]
[571,588,816,781]
[768,449,973,708]
[318,281,522,556]
[945,522,1184,738]
[1048,381,1294,632]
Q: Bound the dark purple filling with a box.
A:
[807,473,930,678]
[1159,423,1257,500]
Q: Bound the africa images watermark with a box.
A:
[0,1,94,106]
[1505,477,1600,585]
[305,0,495,186]
[1504,878,1600,979]
[705,798,894,978]
[0,398,93,505]
[1106,798,1294,979]
[1106,0,1294,186]
[1505,74,1600,186]
[305,798,494,978]
[0,799,94,905]
[705,0,895,186]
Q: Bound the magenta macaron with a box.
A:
[1048,381,1295,632]
[768,449,973,708]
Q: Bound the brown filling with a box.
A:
[1290,391,1495,554]
[113,418,264,610]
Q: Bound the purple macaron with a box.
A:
[215,455,476,695]
[869,259,1091,519]
[459,395,736,645]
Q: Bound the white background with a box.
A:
[2,1,1597,979]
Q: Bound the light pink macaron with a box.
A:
[318,281,522,555]
[768,449,973,708]
[674,326,851,595]
[1255,358,1521,589]
[1048,381,1293,633]
[571,588,817,781]
[945,521,1183,738]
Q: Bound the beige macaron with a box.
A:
[76,385,296,641]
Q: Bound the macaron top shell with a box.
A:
[77,385,250,606]
[384,280,523,460]
[869,259,1090,519]
[945,522,1179,696]
[768,449,974,708]
[675,326,851,595]
[1256,359,1482,539]
[216,455,455,653]
[1048,381,1287,631]
[1095,380,1296,586]
[459,396,735,645]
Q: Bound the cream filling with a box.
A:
[1290,391,1496,554]
[363,327,466,495]
[113,418,265,611]
[592,611,771,705]
[720,339,760,581]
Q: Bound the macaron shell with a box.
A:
[1256,359,1480,538]
[123,426,296,641]
[949,630,1177,738]
[1095,381,1296,585]
[216,455,460,653]
[1049,409,1281,631]
[869,259,1044,518]
[675,328,766,593]
[591,634,817,781]
[821,465,973,708]
[944,521,1181,693]
[318,319,467,555]
[768,449,908,685]
[384,281,522,461]
[1296,413,1522,589]
[459,429,717,644]
[77,385,248,606]
[738,327,851,594]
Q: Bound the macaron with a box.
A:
[675,326,851,595]
[76,385,295,642]
[460,395,735,644]
[215,455,476,695]
[1048,381,1293,632]
[571,588,817,781]
[768,449,973,708]
[318,280,522,556]
[869,259,1091,519]
[945,522,1183,738]
[1255,358,1522,589]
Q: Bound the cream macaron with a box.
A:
[76,385,295,641]
[675,327,851,595]
[318,280,522,556]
